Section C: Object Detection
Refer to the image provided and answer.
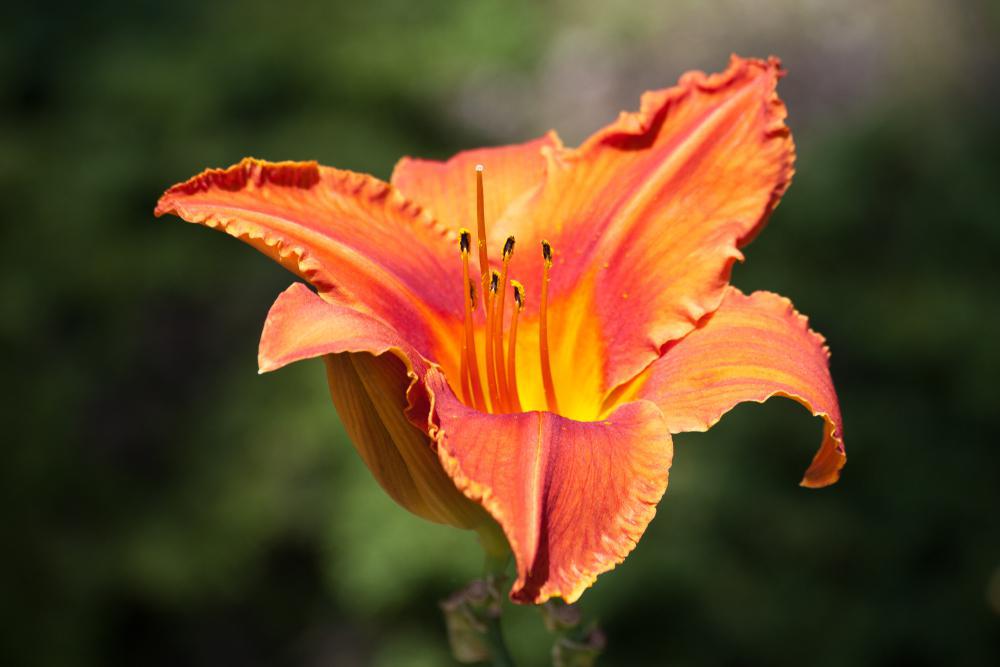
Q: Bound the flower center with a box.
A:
[456,164,558,414]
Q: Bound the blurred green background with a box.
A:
[3,1,998,665]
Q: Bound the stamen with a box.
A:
[492,235,515,411]
[466,278,481,407]
[457,234,472,407]
[539,240,559,413]
[502,235,516,258]
[484,269,502,410]
[506,281,525,413]
[459,353,471,406]
[459,229,486,411]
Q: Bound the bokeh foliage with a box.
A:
[2,1,998,665]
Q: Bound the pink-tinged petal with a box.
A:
[498,56,795,399]
[425,369,673,603]
[156,158,461,361]
[258,283,426,376]
[260,283,487,528]
[635,288,845,487]
[391,132,562,232]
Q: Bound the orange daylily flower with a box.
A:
[155,55,845,604]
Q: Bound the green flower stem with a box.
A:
[540,600,605,667]
[480,526,515,667]
[441,522,516,666]
[483,610,515,667]
[478,521,510,573]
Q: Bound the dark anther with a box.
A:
[541,240,552,264]
[503,235,516,257]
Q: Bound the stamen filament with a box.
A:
[484,269,501,410]
[539,240,559,413]
[492,236,515,411]
[459,343,471,406]
[507,281,524,413]
[460,230,487,411]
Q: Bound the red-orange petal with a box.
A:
[425,368,673,603]
[258,283,427,375]
[500,55,795,399]
[156,158,460,361]
[635,288,845,487]
[260,283,487,528]
[391,132,562,235]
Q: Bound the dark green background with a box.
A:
[3,1,998,665]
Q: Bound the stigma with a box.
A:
[457,165,558,414]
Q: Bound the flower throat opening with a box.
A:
[457,164,558,415]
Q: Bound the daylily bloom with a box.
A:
[155,55,845,605]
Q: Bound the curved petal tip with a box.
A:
[426,369,672,604]
[638,287,845,489]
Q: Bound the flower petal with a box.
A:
[391,132,562,233]
[156,158,461,361]
[500,56,795,397]
[425,369,673,603]
[634,288,845,487]
[260,282,487,528]
[258,283,427,375]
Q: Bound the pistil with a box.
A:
[476,165,505,413]
[474,165,490,295]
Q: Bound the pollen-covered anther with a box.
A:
[541,239,553,266]
[503,235,515,258]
